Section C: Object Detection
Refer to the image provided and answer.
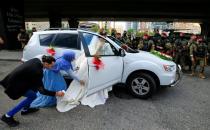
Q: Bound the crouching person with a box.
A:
[0,55,65,127]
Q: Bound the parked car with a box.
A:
[22,29,181,99]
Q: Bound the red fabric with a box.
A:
[92,57,104,70]
[46,48,56,56]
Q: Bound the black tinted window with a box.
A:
[39,34,55,46]
[53,34,78,49]
[108,36,122,46]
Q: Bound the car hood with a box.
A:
[124,51,176,65]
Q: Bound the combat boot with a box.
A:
[199,73,206,79]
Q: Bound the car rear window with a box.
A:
[39,34,55,46]
[39,33,79,49]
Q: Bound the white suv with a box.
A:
[22,29,181,99]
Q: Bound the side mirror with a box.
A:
[118,48,126,57]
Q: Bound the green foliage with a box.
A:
[105,28,110,35]
[150,50,172,61]
[148,32,155,36]
[90,24,99,32]
[136,32,145,37]
[26,30,32,34]
[135,31,155,37]
[127,29,134,35]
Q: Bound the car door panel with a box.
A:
[80,32,124,94]
[87,56,123,95]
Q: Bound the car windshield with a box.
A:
[107,36,138,53]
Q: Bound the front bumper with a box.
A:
[169,65,182,87]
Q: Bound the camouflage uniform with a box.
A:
[138,35,154,52]
[174,37,189,70]
[159,36,168,52]
[153,36,163,52]
[190,40,208,79]
[164,42,174,57]
[121,31,131,47]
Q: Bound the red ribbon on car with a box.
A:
[92,56,104,70]
[46,48,56,56]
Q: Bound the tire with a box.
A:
[127,72,157,99]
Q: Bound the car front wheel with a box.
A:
[127,72,157,99]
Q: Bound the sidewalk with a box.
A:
[0,50,22,61]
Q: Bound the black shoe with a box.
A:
[21,108,39,115]
[1,114,20,127]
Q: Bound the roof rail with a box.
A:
[44,28,78,31]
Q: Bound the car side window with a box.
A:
[39,33,79,49]
[39,34,55,46]
[53,34,78,49]
[82,33,117,56]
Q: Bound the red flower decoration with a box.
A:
[92,57,104,70]
[46,47,56,56]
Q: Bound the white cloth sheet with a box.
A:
[56,54,112,112]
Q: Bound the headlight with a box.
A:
[163,65,176,72]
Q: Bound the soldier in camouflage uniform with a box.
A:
[174,33,189,71]
[122,31,128,42]
[159,33,169,52]
[138,34,154,52]
[121,31,131,47]
[152,30,162,51]
[190,37,208,79]
[188,35,197,71]
[164,42,174,57]
[168,32,176,44]
[168,33,177,59]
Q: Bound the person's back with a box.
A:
[0,55,66,127]
[1,58,43,99]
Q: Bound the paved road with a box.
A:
[0,61,210,130]
[0,50,22,61]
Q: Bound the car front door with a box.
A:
[80,32,124,95]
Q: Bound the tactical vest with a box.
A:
[195,44,206,58]
[142,40,148,51]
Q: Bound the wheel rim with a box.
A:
[131,78,150,96]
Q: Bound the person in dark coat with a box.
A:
[0,55,65,127]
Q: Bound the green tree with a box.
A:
[105,28,110,35]
[127,29,134,36]
[90,24,99,32]
[136,32,145,37]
